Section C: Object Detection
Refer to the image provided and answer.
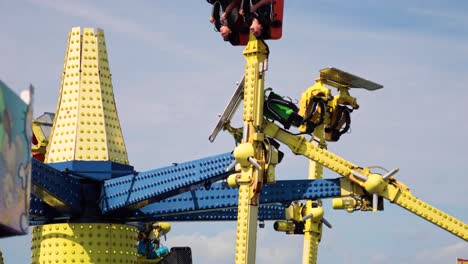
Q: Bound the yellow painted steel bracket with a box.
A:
[273,203,324,264]
[32,120,49,154]
[298,80,330,134]
[263,121,468,241]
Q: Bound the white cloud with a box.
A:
[369,254,389,264]
[169,229,235,263]
[256,231,301,264]
[28,0,162,39]
[168,227,304,264]
[407,6,468,28]
[26,0,206,61]
[414,242,468,264]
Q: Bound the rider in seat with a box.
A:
[207,0,283,45]
[207,0,246,45]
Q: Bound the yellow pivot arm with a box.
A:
[264,121,468,241]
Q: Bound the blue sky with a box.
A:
[1,0,467,263]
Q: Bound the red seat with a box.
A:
[234,0,284,46]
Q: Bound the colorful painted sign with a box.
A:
[0,80,32,237]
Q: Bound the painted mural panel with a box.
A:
[0,81,32,237]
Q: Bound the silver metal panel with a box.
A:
[320,67,383,91]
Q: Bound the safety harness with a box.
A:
[324,105,352,141]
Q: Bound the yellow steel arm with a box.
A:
[380,183,468,240]
[302,126,326,264]
[264,121,359,181]
[264,121,468,241]
[233,33,269,264]
[302,201,322,264]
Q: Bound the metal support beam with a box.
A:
[141,205,286,222]
[29,194,60,220]
[31,159,82,213]
[100,152,234,213]
[132,179,341,217]
[234,32,269,264]
[303,126,325,264]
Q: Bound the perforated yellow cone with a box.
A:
[45,27,129,165]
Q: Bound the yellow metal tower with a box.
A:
[232,34,269,264]
[302,127,326,264]
[45,27,129,165]
[32,27,139,264]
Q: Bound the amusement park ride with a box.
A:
[0,1,467,263]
